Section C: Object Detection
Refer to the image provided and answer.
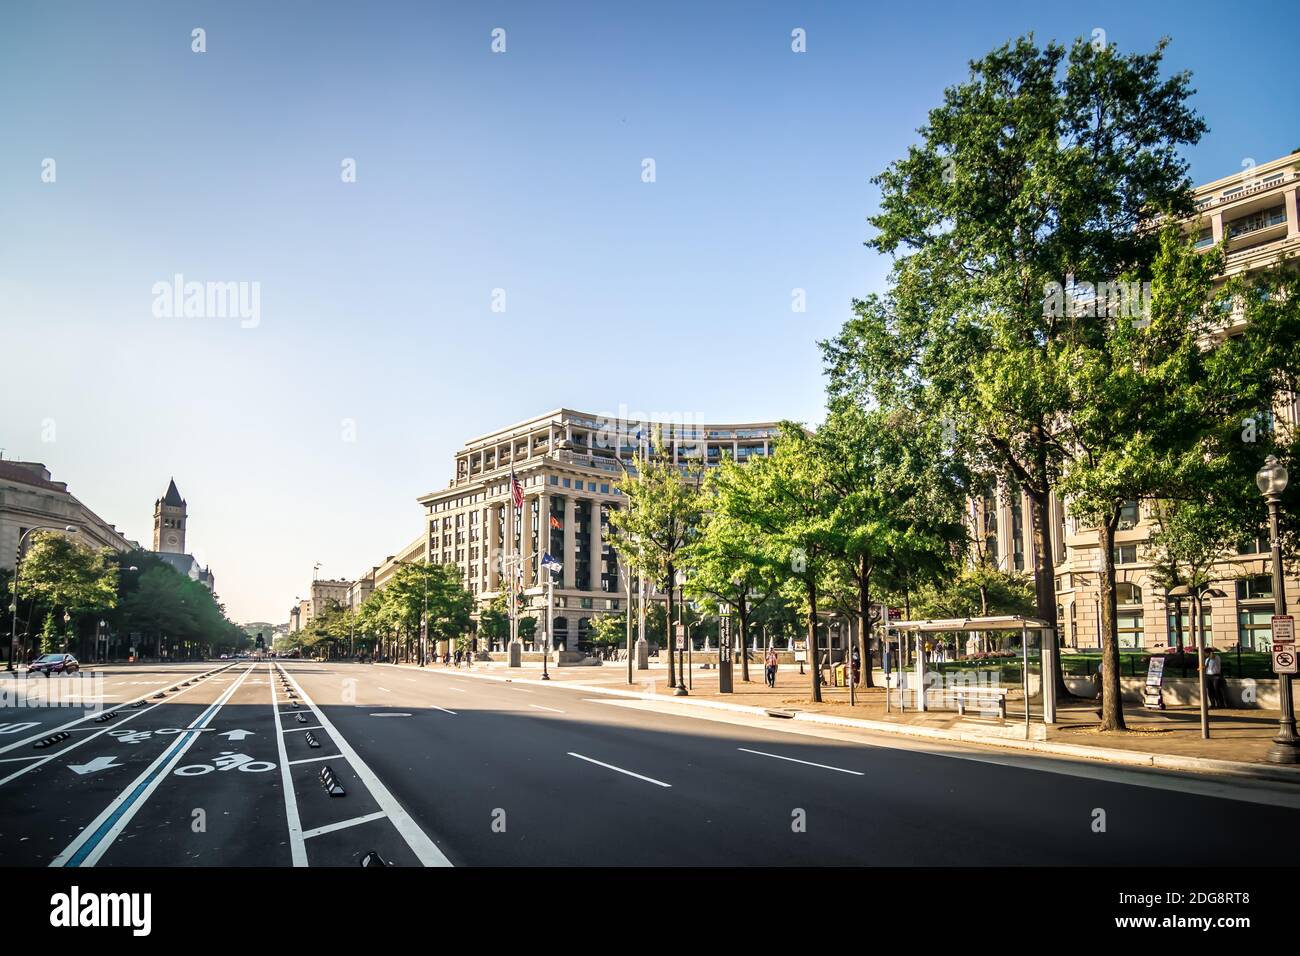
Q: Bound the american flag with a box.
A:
[510,468,524,511]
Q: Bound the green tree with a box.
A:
[823,36,1206,696]
[711,423,840,702]
[607,451,704,690]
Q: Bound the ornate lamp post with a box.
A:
[1257,455,1299,764]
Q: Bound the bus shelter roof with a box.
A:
[891,615,1053,633]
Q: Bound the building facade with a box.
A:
[418,408,779,649]
[0,460,139,571]
[976,150,1300,652]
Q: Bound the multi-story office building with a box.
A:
[418,408,780,648]
[0,459,139,571]
[976,150,1300,652]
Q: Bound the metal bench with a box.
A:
[953,685,1010,718]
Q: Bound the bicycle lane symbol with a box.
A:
[173,751,276,776]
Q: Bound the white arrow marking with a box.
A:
[69,756,121,775]
[219,729,254,741]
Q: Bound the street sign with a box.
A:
[1272,615,1295,646]
[674,624,685,650]
[1274,648,1298,675]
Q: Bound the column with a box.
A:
[563,495,577,590]
[521,494,536,587]
[590,500,603,595]
[488,506,500,590]
[1286,186,1300,240]
[1210,211,1224,244]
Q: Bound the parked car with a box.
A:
[28,653,80,676]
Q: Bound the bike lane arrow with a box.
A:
[69,756,121,776]
[219,729,254,741]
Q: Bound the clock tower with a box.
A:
[152,478,187,554]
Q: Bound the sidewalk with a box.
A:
[403,657,1300,783]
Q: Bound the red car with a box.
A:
[27,653,80,676]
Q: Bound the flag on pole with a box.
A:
[510,468,524,511]
[549,515,562,530]
[541,552,563,574]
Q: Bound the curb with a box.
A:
[377,662,1300,786]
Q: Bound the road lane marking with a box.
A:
[369,712,412,717]
[530,704,565,714]
[567,752,671,788]
[0,677,222,787]
[737,747,864,776]
[0,664,234,757]
[429,705,457,716]
[281,725,324,734]
[277,665,452,867]
[443,687,466,693]
[302,811,387,840]
[271,663,308,867]
[376,687,393,693]
[289,754,342,766]
[50,664,258,867]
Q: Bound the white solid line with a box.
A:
[280,725,324,734]
[429,705,457,716]
[272,663,309,867]
[567,752,671,788]
[443,687,466,692]
[278,666,452,867]
[51,664,258,867]
[376,687,393,693]
[737,747,864,776]
[529,704,565,714]
[509,687,534,694]
[289,753,342,766]
[301,811,388,840]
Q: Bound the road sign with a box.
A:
[674,624,685,650]
[1274,648,1298,675]
[1272,615,1295,646]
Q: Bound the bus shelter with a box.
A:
[890,616,1058,727]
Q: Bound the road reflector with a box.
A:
[34,732,70,748]
[295,713,307,723]
[319,765,345,797]
[360,850,390,867]
[305,731,320,748]
[93,711,118,723]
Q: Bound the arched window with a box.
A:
[1116,581,1142,605]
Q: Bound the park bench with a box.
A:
[953,685,1010,718]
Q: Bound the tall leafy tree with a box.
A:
[823,36,1207,689]
[606,451,704,689]
[712,423,840,701]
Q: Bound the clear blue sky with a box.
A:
[1,1,1296,622]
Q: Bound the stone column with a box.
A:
[563,495,577,590]
[488,505,500,590]
[522,494,536,587]
[1286,186,1300,240]
[1211,211,1224,244]
[590,500,604,595]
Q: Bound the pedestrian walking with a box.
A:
[765,646,778,687]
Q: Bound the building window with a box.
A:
[1116,581,1142,605]
[1236,575,1274,601]
[1238,533,1270,555]
[1118,500,1139,531]
[1112,544,1138,565]
[1238,607,1274,651]
[1117,611,1144,648]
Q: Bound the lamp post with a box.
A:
[674,570,688,696]
[9,525,79,670]
[1257,455,1299,763]
[542,561,558,680]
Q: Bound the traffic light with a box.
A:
[256,633,265,649]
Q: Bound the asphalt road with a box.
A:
[1,659,1297,866]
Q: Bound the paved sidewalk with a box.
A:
[399,656,1300,780]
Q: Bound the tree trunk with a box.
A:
[1098,515,1126,732]
[806,578,821,703]
[1026,485,1072,698]
[857,554,874,688]
[739,594,751,683]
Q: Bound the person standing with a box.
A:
[765,646,778,687]
[1204,648,1226,708]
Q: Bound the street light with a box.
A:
[8,525,79,670]
[1257,455,1299,763]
